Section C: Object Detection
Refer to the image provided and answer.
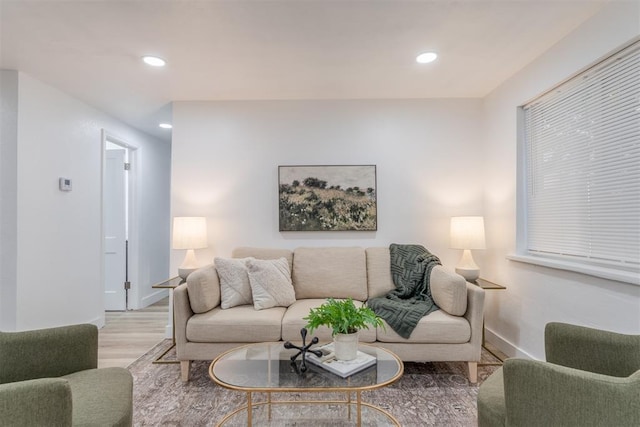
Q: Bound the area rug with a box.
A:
[129,340,501,426]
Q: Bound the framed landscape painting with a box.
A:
[278,165,377,231]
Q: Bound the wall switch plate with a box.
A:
[59,177,72,191]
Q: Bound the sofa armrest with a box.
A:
[545,322,640,377]
[0,378,73,426]
[504,358,640,427]
[174,283,194,356]
[185,264,220,313]
[463,282,485,357]
[430,266,467,316]
[0,324,97,383]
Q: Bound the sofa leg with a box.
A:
[468,362,478,384]
[181,360,191,382]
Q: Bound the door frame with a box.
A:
[100,130,141,310]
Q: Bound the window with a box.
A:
[516,40,640,284]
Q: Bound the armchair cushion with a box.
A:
[476,367,505,427]
[504,358,640,427]
[63,367,133,427]
[0,378,72,426]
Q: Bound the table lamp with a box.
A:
[450,216,485,282]
[173,216,208,279]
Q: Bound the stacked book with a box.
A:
[306,343,376,378]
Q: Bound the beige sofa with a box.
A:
[174,247,485,382]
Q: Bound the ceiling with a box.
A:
[0,1,607,143]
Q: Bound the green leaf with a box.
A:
[303,298,384,336]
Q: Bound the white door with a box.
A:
[104,148,127,310]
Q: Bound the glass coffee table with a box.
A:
[209,342,404,426]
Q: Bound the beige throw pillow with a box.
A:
[246,257,296,310]
[215,257,253,309]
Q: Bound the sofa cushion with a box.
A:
[282,299,376,343]
[430,266,468,316]
[246,258,296,310]
[376,310,471,343]
[365,247,396,299]
[292,247,368,300]
[215,257,253,309]
[62,367,132,427]
[187,305,286,342]
[186,264,220,314]
[233,247,294,272]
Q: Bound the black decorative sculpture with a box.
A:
[284,328,322,372]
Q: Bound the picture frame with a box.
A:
[278,165,377,231]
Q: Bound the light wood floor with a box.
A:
[98,297,169,368]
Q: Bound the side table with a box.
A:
[151,276,185,364]
[473,278,506,366]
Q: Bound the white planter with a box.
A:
[334,332,358,361]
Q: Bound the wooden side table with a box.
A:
[151,276,185,364]
[473,278,506,365]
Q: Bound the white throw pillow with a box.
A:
[215,257,253,309]
[246,257,296,310]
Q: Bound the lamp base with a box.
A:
[455,249,480,282]
[455,267,480,282]
[178,267,198,279]
[178,249,200,279]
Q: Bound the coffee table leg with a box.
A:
[268,392,272,421]
[356,391,362,427]
[246,392,252,426]
[347,392,351,419]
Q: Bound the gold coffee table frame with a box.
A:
[209,343,404,426]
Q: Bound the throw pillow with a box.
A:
[246,257,296,310]
[215,257,253,309]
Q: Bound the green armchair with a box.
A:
[477,322,640,427]
[0,324,133,426]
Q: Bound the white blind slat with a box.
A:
[523,40,640,269]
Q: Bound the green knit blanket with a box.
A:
[367,244,441,339]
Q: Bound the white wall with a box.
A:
[171,99,483,273]
[0,70,19,330]
[482,1,640,359]
[0,71,171,331]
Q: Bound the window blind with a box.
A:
[523,40,640,271]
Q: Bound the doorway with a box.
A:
[102,131,138,311]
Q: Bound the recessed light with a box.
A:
[142,56,166,67]
[416,52,438,64]
[159,123,172,129]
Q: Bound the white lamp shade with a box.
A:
[450,216,486,250]
[172,217,208,250]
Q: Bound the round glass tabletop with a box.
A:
[210,342,403,392]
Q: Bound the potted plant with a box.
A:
[304,298,384,361]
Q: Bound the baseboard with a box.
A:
[141,288,168,308]
[90,313,105,329]
[484,327,538,360]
